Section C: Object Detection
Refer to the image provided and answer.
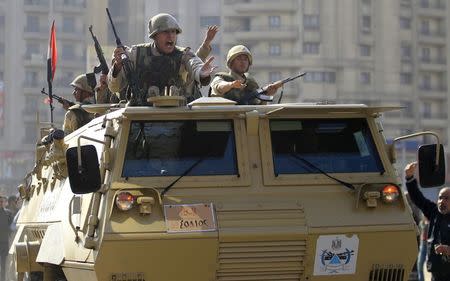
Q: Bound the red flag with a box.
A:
[47,20,57,82]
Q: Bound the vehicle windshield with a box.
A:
[270,118,384,175]
[122,120,238,177]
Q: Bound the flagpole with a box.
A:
[47,20,57,125]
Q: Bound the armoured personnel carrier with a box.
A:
[12,97,445,281]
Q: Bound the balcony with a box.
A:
[251,52,301,69]
[418,86,447,99]
[417,30,447,44]
[418,57,447,71]
[223,25,299,43]
[53,0,86,13]
[23,53,45,67]
[24,0,49,12]
[223,0,298,13]
[421,113,448,127]
[23,27,48,40]
[417,2,446,17]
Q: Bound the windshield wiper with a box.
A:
[160,157,206,197]
[288,153,356,190]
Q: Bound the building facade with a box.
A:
[1,0,449,193]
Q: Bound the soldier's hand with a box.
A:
[60,100,70,111]
[204,25,219,45]
[265,81,283,96]
[200,56,217,78]
[404,162,417,179]
[97,74,108,90]
[113,47,125,69]
[229,80,246,89]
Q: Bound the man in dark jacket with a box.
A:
[405,162,450,281]
[0,195,12,281]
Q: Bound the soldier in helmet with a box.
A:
[210,45,282,105]
[63,74,95,134]
[108,13,216,101]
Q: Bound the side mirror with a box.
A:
[66,145,101,194]
[418,144,446,188]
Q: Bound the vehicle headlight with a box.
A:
[381,184,400,203]
[115,192,135,211]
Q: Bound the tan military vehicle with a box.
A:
[12,96,446,281]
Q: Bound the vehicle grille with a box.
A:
[369,264,405,281]
[217,240,306,281]
[216,208,307,281]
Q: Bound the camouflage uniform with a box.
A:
[210,71,261,105]
[183,43,212,102]
[108,14,210,100]
[63,74,95,134]
[210,45,263,105]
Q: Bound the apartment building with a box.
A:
[1,0,449,192]
[222,0,450,166]
[0,0,109,194]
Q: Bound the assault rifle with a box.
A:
[41,88,75,107]
[106,8,145,106]
[238,72,306,105]
[89,25,109,75]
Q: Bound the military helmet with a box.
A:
[226,45,253,69]
[148,13,182,38]
[70,74,94,94]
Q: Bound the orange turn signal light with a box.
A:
[381,184,400,203]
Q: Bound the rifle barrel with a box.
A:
[106,8,122,46]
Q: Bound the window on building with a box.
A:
[420,20,430,34]
[62,16,75,33]
[0,42,4,54]
[200,16,220,27]
[362,0,371,5]
[421,47,431,62]
[24,123,37,144]
[25,15,40,32]
[360,44,371,56]
[24,71,38,87]
[0,15,4,25]
[399,17,411,29]
[303,42,320,54]
[360,72,371,84]
[420,74,431,90]
[0,71,3,80]
[269,16,281,28]
[420,0,429,8]
[400,72,412,84]
[24,95,38,113]
[401,43,412,60]
[400,0,412,7]
[269,43,281,56]
[61,44,75,60]
[269,71,282,82]
[25,41,40,59]
[361,15,371,33]
[304,72,336,83]
[422,102,432,118]
[304,15,320,30]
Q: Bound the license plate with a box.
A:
[164,203,217,233]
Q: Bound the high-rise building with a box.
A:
[222,0,449,161]
[1,0,449,192]
[0,0,108,194]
